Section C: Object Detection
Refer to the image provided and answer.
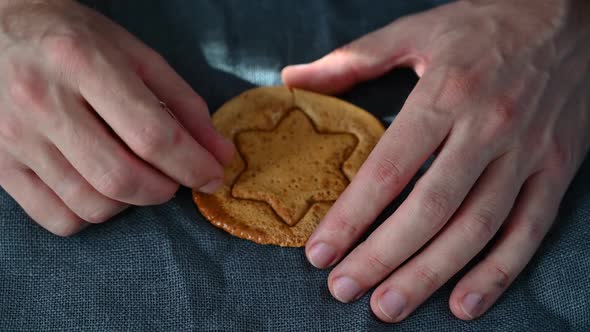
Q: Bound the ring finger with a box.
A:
[370,153,525,322]
[0,155,87,236]
[15,137,128,224]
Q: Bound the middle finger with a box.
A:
[21,138,128,223]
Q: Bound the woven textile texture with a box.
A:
[1,1,589,331]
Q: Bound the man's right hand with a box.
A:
[0,0,234,236]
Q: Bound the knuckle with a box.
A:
[94,168,136,200]
[331,206,362,237]
[524,221,548,243]
[429,65,480,112]
[463,207,499,242]
[131,123,171,159]
[366,251,395,274]
[486,95,519,133]
[372,157,402,189]
[413,264,440,292]
[329,208,360,237]
[136,44,164,62]
[152,182,179,204]
[330,44,364,81]
[521,212,553,242]
[133,47,164,77]
[182,170,204,189]
[7,64,48,111]
[145,47,166,66]
[0,116,22,147]
[82,208,114,224]
[545,141,575,171]
[431,16,469,47]
[0,163,15,185]
[486,261,511,289]
[447,69,479,97]
[59,185,123,225]
[42,33,93,73]
[333,42,356,55]
[0,155,23,185]
[45,215,85,237]
[419,185,452,223]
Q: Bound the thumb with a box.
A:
[282,15,431,95]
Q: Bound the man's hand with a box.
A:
[283,0,590,322]
[0,0,234,236]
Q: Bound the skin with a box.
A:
[0,0,234,236]
[0,0,588,323]
[283,0,590,322]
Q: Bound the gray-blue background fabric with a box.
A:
[1,1,589,331]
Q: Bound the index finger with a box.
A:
[78,47,224,193]
[136,51,235,166]
[83,7,235,165]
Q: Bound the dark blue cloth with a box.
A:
[1,1,589,331]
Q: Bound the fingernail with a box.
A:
[221,136,234,150]
[461,293,484,319]
[198,178,223,194]
[307,242,337,268]
[378,290,406,321]
[332,277,363,303]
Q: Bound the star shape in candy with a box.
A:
[232,110,357,226]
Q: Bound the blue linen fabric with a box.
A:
[1,1,589,331]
